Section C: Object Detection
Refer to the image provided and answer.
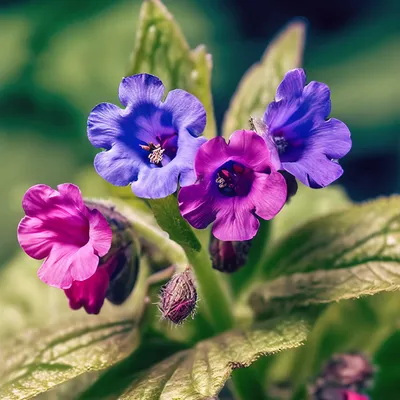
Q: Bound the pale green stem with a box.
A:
[186,247,234,333]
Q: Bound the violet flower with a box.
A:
[178,130,287,241]
[263,68,352,188]
[87,73,207,199]
[17,183,114,314]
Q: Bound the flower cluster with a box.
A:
[17,69,351,317]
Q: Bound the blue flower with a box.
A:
[87,74,207,198]
[263,68,352,188]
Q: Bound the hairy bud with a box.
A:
[159,269,197,324]
[319,353,374,390]
[311,353,374,400]
[209,235,252,273]
[84,200,140,305]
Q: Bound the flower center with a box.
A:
[140,143,165,165]
[273,134,289,154]
[139,133,178,167]
[215,161,252,197]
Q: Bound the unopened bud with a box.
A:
[159,268,197,324]
[279,170,298,203]
[84,200,140,305]
[209,235,252,273]
[320,353,374,390]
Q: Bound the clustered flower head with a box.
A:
[17,69,351,316]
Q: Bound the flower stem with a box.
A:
[187,246,234,333]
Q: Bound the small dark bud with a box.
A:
[84,200,140,305]
[279,170,298,203]
[209,234,252,273]
[159,268,197,324]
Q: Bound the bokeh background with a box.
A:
[0,0,399,267]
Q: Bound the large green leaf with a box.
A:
[119,314,312,399]
[230,185,350,296]
[0,317,139,400]
[222,21,305,138]
[270,184,351,243]
[249,196,400,318]
[79,333,188,399]
[129,0,216,139]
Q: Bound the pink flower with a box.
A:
[342,391,369,400]
[17,183,112,291]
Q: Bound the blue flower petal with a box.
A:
[94,144,143,186]
[283,154,344,189]
[118,74,165,107]
[87,103,122,150]
[163,89,206,137]
[276,68,306,101]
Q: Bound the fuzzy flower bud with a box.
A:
[209,234,252,273]
[159,268,197,324]
[319,353,374,391]
[311,353,374,400]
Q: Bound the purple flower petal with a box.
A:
[212,197,260,241]
[283,153,344,188]
[163,89,207,137]
[118,74,165,107]
[307,118,352,159]
[247,171,287,220]
[178,182,217,229]
[275,68,306,101]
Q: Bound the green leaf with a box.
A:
[222,21,306,138]
[0,317,140,400]
[79,333,188,399]
[270,184,351,243]
[231,186,350,298]
[148,195,201,253]
[119,314,312,399]
[285,291,400,390]
[129,0,216,139]
[372,329,400,398]
[249,196,400,319]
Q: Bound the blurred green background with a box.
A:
[0,0,399,267]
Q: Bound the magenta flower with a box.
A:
[342,391,369,400]
[178,130,287,241]
[263,68,352,188]
[87,73,207,199]
[17,184,113,313]
[64,248,119,314]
